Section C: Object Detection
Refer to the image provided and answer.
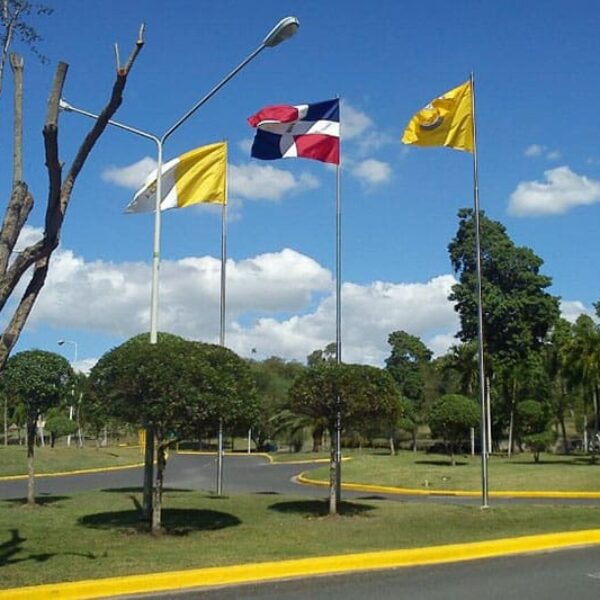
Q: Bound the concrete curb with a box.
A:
[0,462,145,482]
[296,472,600,500]
[2,529,600,599]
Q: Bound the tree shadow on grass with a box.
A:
[0,528,97,568]
[78,508,241,536]
[100,487,194,494]
[415,460,468,467]
[3,494,70,506]
[268,499,375,518]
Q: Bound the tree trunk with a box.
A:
[142,425,154,520]
[328,426,337,515]
[312,424,323,452]
[508,408,514,459]
[26,417,35,505]
[152,442,166,536]
[412,427,417,452]
[389,431,396,456]
[3,395,7,447]
[591,386,598,465]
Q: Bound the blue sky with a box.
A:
[1,0,599,370]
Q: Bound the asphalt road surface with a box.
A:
[152,545,600,600]
[1,453,598,507]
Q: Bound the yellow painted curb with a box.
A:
[296,472,600,500]
[2,529,600,599]
[0,462,144,482]
[176,450,273,463]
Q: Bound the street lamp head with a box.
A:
[263,16,299,48]
[59,99,73,112]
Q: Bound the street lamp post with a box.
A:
[60,16,299,511]
[58,339,78,447]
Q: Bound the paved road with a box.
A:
[1,453,598,507]
[147,545,600,600]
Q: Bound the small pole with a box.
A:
[247,428,252,454]
[216,420,224,495]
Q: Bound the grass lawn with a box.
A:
[0,446,143,478]
[305,451,600,492]
[2,488,600,589]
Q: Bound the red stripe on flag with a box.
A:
[248,105,299,128]
[294,134,340,165]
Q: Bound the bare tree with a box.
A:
[0,21,145,370]
[1,1,52,97]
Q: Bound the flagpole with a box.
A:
[216,160,228,497]
[334,103,343,509]
[470,71,489,508]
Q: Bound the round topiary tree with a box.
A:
[1,350,73,504]
[428,394,479,466]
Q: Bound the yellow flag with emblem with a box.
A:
[402,81,473,153]
[127,141,227,213]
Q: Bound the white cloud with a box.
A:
[341,101,373,140]
[546,150,561,161]
[225,274,459,365]
[26,247,332,339]
[352,159,392,185]
[508,166,600,216]
[237,138,253,154]
[14,225,43,253]
[23,241,459,366]
[523,144,561,161]
[524,144,544,157]
[229,163,319,201]
[560,300,594,323]
[102,157,157,190]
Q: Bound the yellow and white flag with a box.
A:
[127,141,227,213]
[402,81,473,153]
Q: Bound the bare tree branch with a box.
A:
[0,256,49,366]
[0,26,145,368]
[10,52,23,185]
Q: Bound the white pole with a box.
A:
[334,155,342,508]
[216,197,228,496]
[470,72,489,508]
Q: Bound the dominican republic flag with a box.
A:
[248,99,340,165]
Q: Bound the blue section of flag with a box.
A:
[251,129,283,160]
[305,99,339,123]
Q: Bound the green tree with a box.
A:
[249,357,306,450]
[1,349,72,504]
[90,334,257,535]
[192,342,259,439]
[448,209,560,445]
[428,394,479,466]
[543,318,576,452]
[289,363,401,514]
[306,342,337,367]
[385,331,432,451]
[565,315,600,462]
[516,399,554,463]
[449,209,559,364]
[44,406,77,447]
